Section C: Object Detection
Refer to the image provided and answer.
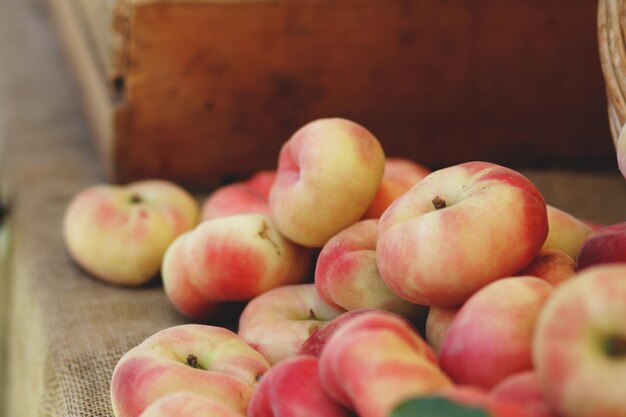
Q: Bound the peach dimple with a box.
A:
[377,162,548,306]
[63,180,199,286]
[248,356,351,417]
[110,324,270,417]
[238,284,345,365]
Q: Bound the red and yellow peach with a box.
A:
[162,214,310,320]
[63,180,199,286]
[110,324,270,417]
[377,161,548,306]
[269,118,385,247]
[439,276,553,389]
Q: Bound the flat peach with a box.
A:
[110,324,270,417]
[377,161,548,306]
[238,284,345,365]
[269,118,385,247]
[315,219,427,320]
[319,310,451,417]
[533,264,626,417]
[542,205,593,260]
[439,277,553,389]
[63,180,199,286]
[248,355,351,417]
[576,221,626,270]
[139,392,243,417]
[516,248,575,286]
[162,214,310,319]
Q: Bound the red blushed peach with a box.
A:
[162,214,310,320]
[269,118,385,247]
[439,277,553,389]
[298,309,374,357]
[63,180,199,286]
[361,158,430,219]
[576,222,626,270]
[319,310,451,417]
[516,248,575,286]
[533,264,626,417]
[424,305,461,355]
[542,205,593,260]
[110,324,270,417]
[377,161,548,306]
[238,284,345,365]
[315,219,427,320]
[201,171,276,220]
[490,371,558,417]
[139,392,244,417]
[248,355,352,417]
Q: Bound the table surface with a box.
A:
[0,0,625,416]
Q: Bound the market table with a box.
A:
[0,0,625,416]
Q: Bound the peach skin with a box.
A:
[269,118,385,247]
[162,214,310,320]
[490,371,558,417]
[319,310,452,417]
[516,248,576,286]
[238,284,345,365]
[424,305,461,355]
[110,324,270,417]
[298,308,374,357]
[377,161,548,306]
[201,170,275,220]
[63,180,199,286]
[439,276,553,389]
[315,219,427,320]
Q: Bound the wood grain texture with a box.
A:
[49,0,117,173]
[54,0,613,188]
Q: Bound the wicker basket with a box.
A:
[598,0,626,146]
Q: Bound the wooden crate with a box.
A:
[49,0,612,188]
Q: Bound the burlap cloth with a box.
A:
[0,0,625,416]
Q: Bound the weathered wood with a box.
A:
[50,0,613,189]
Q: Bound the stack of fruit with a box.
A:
[63,118,626,417]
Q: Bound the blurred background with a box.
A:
[2,0,615,188]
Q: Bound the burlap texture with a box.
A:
[0,0,625,416]
[0,0,189,416]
